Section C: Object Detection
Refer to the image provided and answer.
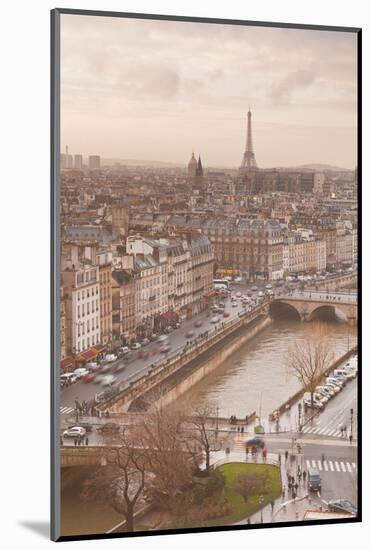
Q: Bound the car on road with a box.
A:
[104,354,117,362]
[223,311,230,318]
[245,437,265,449]
[119,346,130,355]
[265,284,272,289]
[131,342,142,350]
[68,422,93,433]
[185,330,194,338]
[141,338,150,346]
[251,286,258,291]
[73,367,90,379]
[86,361,100,371]
[308,468,321,491]
[160,343,171,353]
[150,333,159,342]
[60,373,78,385]
[82,372,96,383]
[211,316,220,323]
[232,302,238,307]
[164,326,174,334]
[236,292,242,298]
[94,374,106,384]
[63,426,86,438]
[157,335,168,343]
[97,422,120,435]
[100,374,117,386]
[194,320,203,328]
[328,499,357,516]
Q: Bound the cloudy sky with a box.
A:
[61,14,358,169]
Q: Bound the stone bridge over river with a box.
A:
[269,290,357,326]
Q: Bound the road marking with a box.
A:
[323,461,328,471]
[311,459,317,468]
[60,407,74,414]
[312,428,321,434]
[334,461,341,472]
[352,463,356,469]
[306,460,311,469]
[329,461,334,471]
[346,462,352,473]
[340,462,347,473]
[317,461,323,471]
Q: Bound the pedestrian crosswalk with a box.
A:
[60,406,74,415]
[301,425,344,437]
[305,459,356,474]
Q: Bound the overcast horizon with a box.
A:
[61,15,358,170]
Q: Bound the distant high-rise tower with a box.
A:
[196,155,203,178]
[74,154,83,170]
[88,155,101,170]
[239,108,258,172]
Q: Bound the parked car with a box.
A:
[63,426,86,438]
[68,422,93,433]
[304,398,324,410]
[119,346,130,355]
[308,468,321,491]
[104,354,117,362]
[141,338,150,346]
[236,292,242,298]
[223,311,230,318]
[325,382,341,394]
[211,316,220,323]
[232,302,238,307]
[328,499,357,515]
[94,374,106,384]
[265,284,273,289]
[157,335,168,343]
[131,342,142,350]
[150,333,158,342]
[316,385,335,398]
[164,326,174,334]
[326,377,344,388]
[185,330,194,338]
[251,286,258,291]
[194,320,203,328]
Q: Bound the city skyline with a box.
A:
[61,15,357,169]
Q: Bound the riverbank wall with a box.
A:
[132,315,272,412]
[268,345,358,421]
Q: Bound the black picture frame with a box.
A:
[51,8,361,542]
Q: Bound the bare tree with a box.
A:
[234,470,269,503]
[188,406,222,474]
[287,323,334,407]
[80,429,150,532]
[140,406,193,510]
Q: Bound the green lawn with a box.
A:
[209,462,282,525]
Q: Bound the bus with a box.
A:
[213,279,229,289]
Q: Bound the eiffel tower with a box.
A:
[240,108,258,172]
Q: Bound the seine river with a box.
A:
[175,319,357,421]
[61,318,357,536]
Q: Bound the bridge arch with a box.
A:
[308,304,349,323]
[269,300,301,321]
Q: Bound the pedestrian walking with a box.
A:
[282,487,286,501]
[303,470,307,483]
[349,434,353,444]
[241,427,244,434]
[271,501,274,512]
[278,453,281,465]
[60,436,63,447]
[85,436,89,446]
[74,438,77,447]
[285,450,289,461]
[294,482,298,493]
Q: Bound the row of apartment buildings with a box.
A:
[60,233,214,358]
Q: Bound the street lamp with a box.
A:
[350,408,354,437]
[216,406,219,432]
[298,403,302,432]
[258,495,265,523]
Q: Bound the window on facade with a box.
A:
[77,305,80,318]
[87,303,90,315]
[82,304,85,316]
[87,320,90,333]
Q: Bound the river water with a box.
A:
[175,319,357,420]
[60,318,357,536]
